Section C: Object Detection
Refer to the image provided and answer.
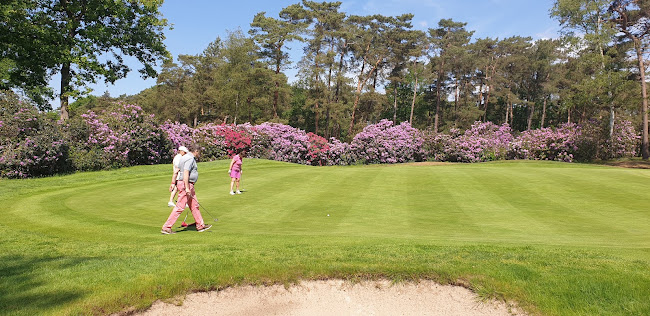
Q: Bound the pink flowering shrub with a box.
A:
[160,121,195,152]
[197,123,253,159]
[326,138,354,166]
[350,120,424,164]
[307,132,330,166]
[0,93,71,178]
[71,103,171,170]
[1,93,642,178]
[508,123,581,162]
[253,122,313,164]
[600,119,639,159]
[426,122,512,162]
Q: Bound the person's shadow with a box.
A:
[177,222,198,232]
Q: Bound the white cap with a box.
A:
[178,146,189,153]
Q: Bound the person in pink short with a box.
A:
[228,150,245,195]
[161,144,211,234]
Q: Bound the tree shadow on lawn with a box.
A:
[598,159,650,169]
[0,255,89,314]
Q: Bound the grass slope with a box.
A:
[1,160,649,315]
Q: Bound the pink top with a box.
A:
[231,154,242,171]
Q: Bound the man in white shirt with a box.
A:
[162,144,212,234]
[167,146,186,207]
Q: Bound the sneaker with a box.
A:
[236,190,242,194]
[167,201,175,207]
[161,228,176,235]
[197,224,212,232]
[229,191,235,195]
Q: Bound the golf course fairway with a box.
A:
[1,159,649,315]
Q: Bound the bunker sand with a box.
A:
[135,279,525,316]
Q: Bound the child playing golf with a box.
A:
[228,150,245,195]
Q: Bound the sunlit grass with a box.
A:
[1,160,649,315]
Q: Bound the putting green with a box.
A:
[1,160,649,315]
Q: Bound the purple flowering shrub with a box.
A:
[0,94,71,178]
[508,123,581,162]
[191,123,230,160]
[160,121,195,153]
[253,123,313,164]
[162,122,261,160]
[350,120,424,164]
[1,92,642,179]
[600,120,639,159]
[72,103,171,170]
[326,138,354,166]
[195,123,253,160]
[427,122,512,162]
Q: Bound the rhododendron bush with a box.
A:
[0,104,71,178]
[424,122,512,163]
[71,104,171,170]
[0,97,642,178]
[351,120,424,164]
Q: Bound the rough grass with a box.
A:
[1,160,649,315]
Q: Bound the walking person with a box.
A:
[167,146,187,207]
[228,150,245,195]
[162,144,212,234]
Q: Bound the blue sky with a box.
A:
[49,0,560,108]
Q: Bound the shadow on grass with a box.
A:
[596,159,650,169]
[0,255,88,314]
[174,223,215,233]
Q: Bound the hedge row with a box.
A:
[0,99,640,178]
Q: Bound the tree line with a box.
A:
[1,0,648,157]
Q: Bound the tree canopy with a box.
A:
[6,0,649,156]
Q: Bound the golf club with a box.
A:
[188,194,218,222]
[181,211,189,227]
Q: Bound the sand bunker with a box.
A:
[136,279,525,316]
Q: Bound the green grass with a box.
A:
[1,160,649,315]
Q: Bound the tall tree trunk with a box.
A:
[349,51,381,137]
[410,76,418,124]
[393,86,398,123]
[477,78,484,121]
[527,101,535,130]
[483,64,496,122]
[273,81,279,118]
[247,96,252,123]
[484,84,492,122]
[510,101,515,126]
[314,99,320,135]
[505,96,509,125]
[541,97,547,128]
[349,59,367,136]
[434,58,445,133]
[609,106,615,137]
[635,41,649,159]
[234,92,239,126]
[454,79,459,121]
[326,61,334,138]
[59,0,76,120]
[335,44,346,103]
[59,62,71,120]
[272,57,281,118]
